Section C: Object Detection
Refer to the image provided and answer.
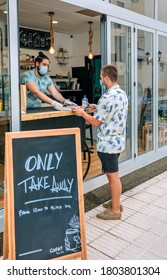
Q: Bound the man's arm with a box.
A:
[48,84,65,104]
[26,81,55,104]
[72,107,101,127]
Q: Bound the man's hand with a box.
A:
[71,107,85,116]
[89,103,97,110]
[52,101,64,111]
[64,99,78,107]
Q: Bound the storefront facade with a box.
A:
[1,0,167,230]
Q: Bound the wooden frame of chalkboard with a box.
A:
[19,27,50,50]
[3,128,87,260]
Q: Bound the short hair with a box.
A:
[34,52,50,65]
[101,65,118,82]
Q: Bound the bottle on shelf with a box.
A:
[82,94,89,110]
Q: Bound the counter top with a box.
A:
[21,107,94,122]
[0,117,9,124]
[0,188,3,209]
[0,197,3,208]
[59,89,82,92]
[22,109,73,121]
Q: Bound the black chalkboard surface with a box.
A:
[4,128,87,260]
[19,27,50,50]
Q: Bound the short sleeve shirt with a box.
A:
[93,85,128,154]
[20,69,53,108]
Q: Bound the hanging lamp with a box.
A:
[88,21,94,60]
[48,12,55,54]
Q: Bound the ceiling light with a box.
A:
[48,12,55,55]
[49,20,58,24]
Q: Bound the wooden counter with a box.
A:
[0,196,3,208]
[0,188,3,208]
[21,107,94,121]
[0,118,9,165]
[21,108,75,121]
[21,108,94,144]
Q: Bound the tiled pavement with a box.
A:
[85,171,167,260]
[1,171,167,260]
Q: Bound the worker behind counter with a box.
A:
[20,52,77,110]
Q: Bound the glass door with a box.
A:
[158,34,167,148]
[109,19,133,162]
[137,28,154,155]
[0,0,10,190]
[107,17,155,175]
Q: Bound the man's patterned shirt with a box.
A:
[93,84,128,154]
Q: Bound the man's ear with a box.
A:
[105,76,109,83]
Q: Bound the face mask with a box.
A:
[100,79,106,90]
[38,66,48,76]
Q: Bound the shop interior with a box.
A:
[0,0,103,189]
[1,0,167,190]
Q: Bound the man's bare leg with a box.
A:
[106,171,122,214]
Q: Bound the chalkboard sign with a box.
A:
[4,128,87,260]
[19,27,50,50]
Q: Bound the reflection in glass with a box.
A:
[0,1,10,189]
[109,0,154,18]
[137,30,153,155]
[158,35,167,148]
[110,22,132,161]
[158,0,167,24]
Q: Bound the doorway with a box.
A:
[72,55,101,105]
[85,55,101,104]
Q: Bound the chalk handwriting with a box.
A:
[17,176,74,194]
[50,246,63,254]
[50,205,62,210]
[50,178,74,193]
[25,152,63,172]
[65,205,71,209]
[19,209,31,217]
[18,204,69,217]
[33,207,43,213]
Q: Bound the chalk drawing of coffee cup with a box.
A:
[65,228,81,252]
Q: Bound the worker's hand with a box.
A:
[51,100,64,111]
[64,99,78,107]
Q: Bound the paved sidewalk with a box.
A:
[1,171,167,260]
[85,171,167,260]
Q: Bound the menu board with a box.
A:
[19,27,50,50]
[4,128,87,260]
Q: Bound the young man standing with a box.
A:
[72,65,128,220]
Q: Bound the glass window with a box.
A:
[0,0,10,191]
[109,0,154,18]
[110,22,132,161]
[158,0,167,24]
[158,35,167,147]
[137,30,153,155]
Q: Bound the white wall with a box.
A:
[71,30,100,67]
[20,29,100,77]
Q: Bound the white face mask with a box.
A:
[38,65,48,76]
